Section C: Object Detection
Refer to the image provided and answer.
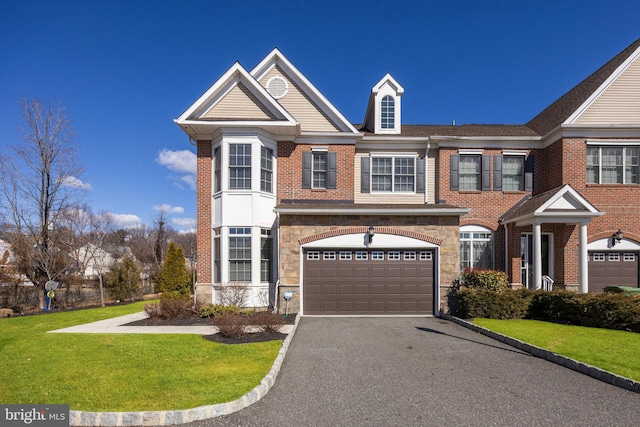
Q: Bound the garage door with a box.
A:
[303,249,434,315]
[588,252,639,293]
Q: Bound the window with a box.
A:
[229,144,252,189]
[388,251,401,260]
[592,253,605,261]
[213,146,221,193]
[355,251,368,260]
[381,95,395,129]
[371,156,415,192]
[313,152,327,188]
[229,227,251,281]
[420,251,432,261]
[261,229,272,282]
[608,253,620,262]
[213,230,221,283]
[460,227,494,271]
[624,253,635,262]
[587,146,639,184]
[307,251,320,260]
[404,251,416,260]
[323,251,336,260]
[459,155,481,191]
[372,251,384,260]
[260,147,273,193]
[503,156,524,191]
[339,251,352,260]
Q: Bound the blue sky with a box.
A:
[1,0,639,232]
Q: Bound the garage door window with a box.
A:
[592,253,604,261]
[323,251,336,260]
[624,253,635,261]
[404,251,416,260]
[420,251,432,261]
[356,251,368,260]
[388,251,401,260]
[609,253,620,262]
[340,251,352,260]
[307,251,320,260]
[372,251,384,260]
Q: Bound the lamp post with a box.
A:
[612,229,623,247]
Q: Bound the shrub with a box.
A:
[212,314,249,338]
[158,292,192,319]
[456,288,535,319]
[0,308,13,318]
[218,283,249,307]
[461,269,509,291]
[144,303,163,319]
[155,242,192,298]
[252,311,285,333]
[200,303,241,318]
[107,256,142,301]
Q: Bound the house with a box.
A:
[175,37,640,316]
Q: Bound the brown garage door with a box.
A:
[588,252,639,293]
[303,249,434,315]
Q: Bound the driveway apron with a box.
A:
[183,317,640,427]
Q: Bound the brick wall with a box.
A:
[196,140,212,284]
[277,142,355,202]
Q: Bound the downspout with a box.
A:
[425,137,431,204]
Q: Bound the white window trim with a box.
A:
[369,154,417,194]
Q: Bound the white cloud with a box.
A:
[153,204,184,214]
[63,176,93,190]
[111,213,142,228]
[156,149,196,174]
[172,217,195,229]
[181,174,196,190]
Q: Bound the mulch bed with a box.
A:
[123,313,296,344]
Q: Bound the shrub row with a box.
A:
[453,287,640,333]
[212,311,285,338]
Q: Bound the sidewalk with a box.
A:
[48,312,295,335]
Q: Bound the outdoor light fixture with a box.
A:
[367,225,375,244]
[612,229,623,247]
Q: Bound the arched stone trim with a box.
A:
[460,218,498,232]
[589,230,640,245]
[298,226,442,246]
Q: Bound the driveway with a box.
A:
[182,317,640,426]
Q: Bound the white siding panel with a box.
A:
[260,66,341,132]
[575,56,640,124]
[203,82,277,120]
[427,150,437,204]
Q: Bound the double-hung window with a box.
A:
[459,155,481,191]
[229,227,251,281]
[460,226,494,271]
[229,144,252,190]
[587,146,639,184]
[213,146,221,193]
[261,147,273,193]
[381,95,395,129]
[313,152,327,188]
[371,156,415,192]
[302,150,336,189]
[502,155,524,191]
[260,229,272,282]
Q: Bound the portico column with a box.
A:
[579,222,589,293]
[533,221,542,290]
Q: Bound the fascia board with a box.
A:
[434,137,542,150]
[274,207,470,216]
[251,48,360,135]
[537,185,600,214]
[565,45,640,125]
[372,73,405,94]
[506,211,604,227]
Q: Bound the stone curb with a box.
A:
[441,313,640,394]
[69,314,301,426]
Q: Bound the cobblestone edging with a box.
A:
[441,313,640,394]
[69,314,301,426]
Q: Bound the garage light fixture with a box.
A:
[367,225,375,244]
[612,229,623,247]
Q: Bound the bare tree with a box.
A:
[0,98,86,307]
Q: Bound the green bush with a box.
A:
[107,256,141,301]
[199,303,256,318]
[461,269,509,291]
[156,242,191,298]
[159,292,193,319]
[456,288,535,319]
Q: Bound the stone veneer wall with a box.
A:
[277,214,462,314]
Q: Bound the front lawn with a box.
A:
[0,301,282,411]
[474,318,640,381]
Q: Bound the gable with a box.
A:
[258,65,341,132]
[572,53,640,125]
[202,81,278,121]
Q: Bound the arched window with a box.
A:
[381,95,394,129]
[460,225,494,271]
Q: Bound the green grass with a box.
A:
[0,301,282,411]
[474,318,640,381]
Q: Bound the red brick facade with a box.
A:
[196,140,212,284]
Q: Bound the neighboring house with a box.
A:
[74,244,135,280]
[176,37,640,316]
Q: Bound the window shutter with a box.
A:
[482,155,491,191]
[494,155,503,191]
[525,153,534,192]
[302,152,311,189]
[416,157,425,193]
[361,157,370,193]
[450,154,459,191]
[327,152,337,189]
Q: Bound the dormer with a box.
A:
[363,73,404,134]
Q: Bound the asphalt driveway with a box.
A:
[183,317,640,427]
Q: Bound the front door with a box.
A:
[521,233,552,289]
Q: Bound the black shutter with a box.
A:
[450,154,459,191]
[327,152,337,189]
[416,157,425,193]
[361,157,370,193]
[482,154,491,191]
[302,152,311,189]
[525,153,534,192]
[494,155,503,191]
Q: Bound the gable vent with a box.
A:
[266,76,288,99]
